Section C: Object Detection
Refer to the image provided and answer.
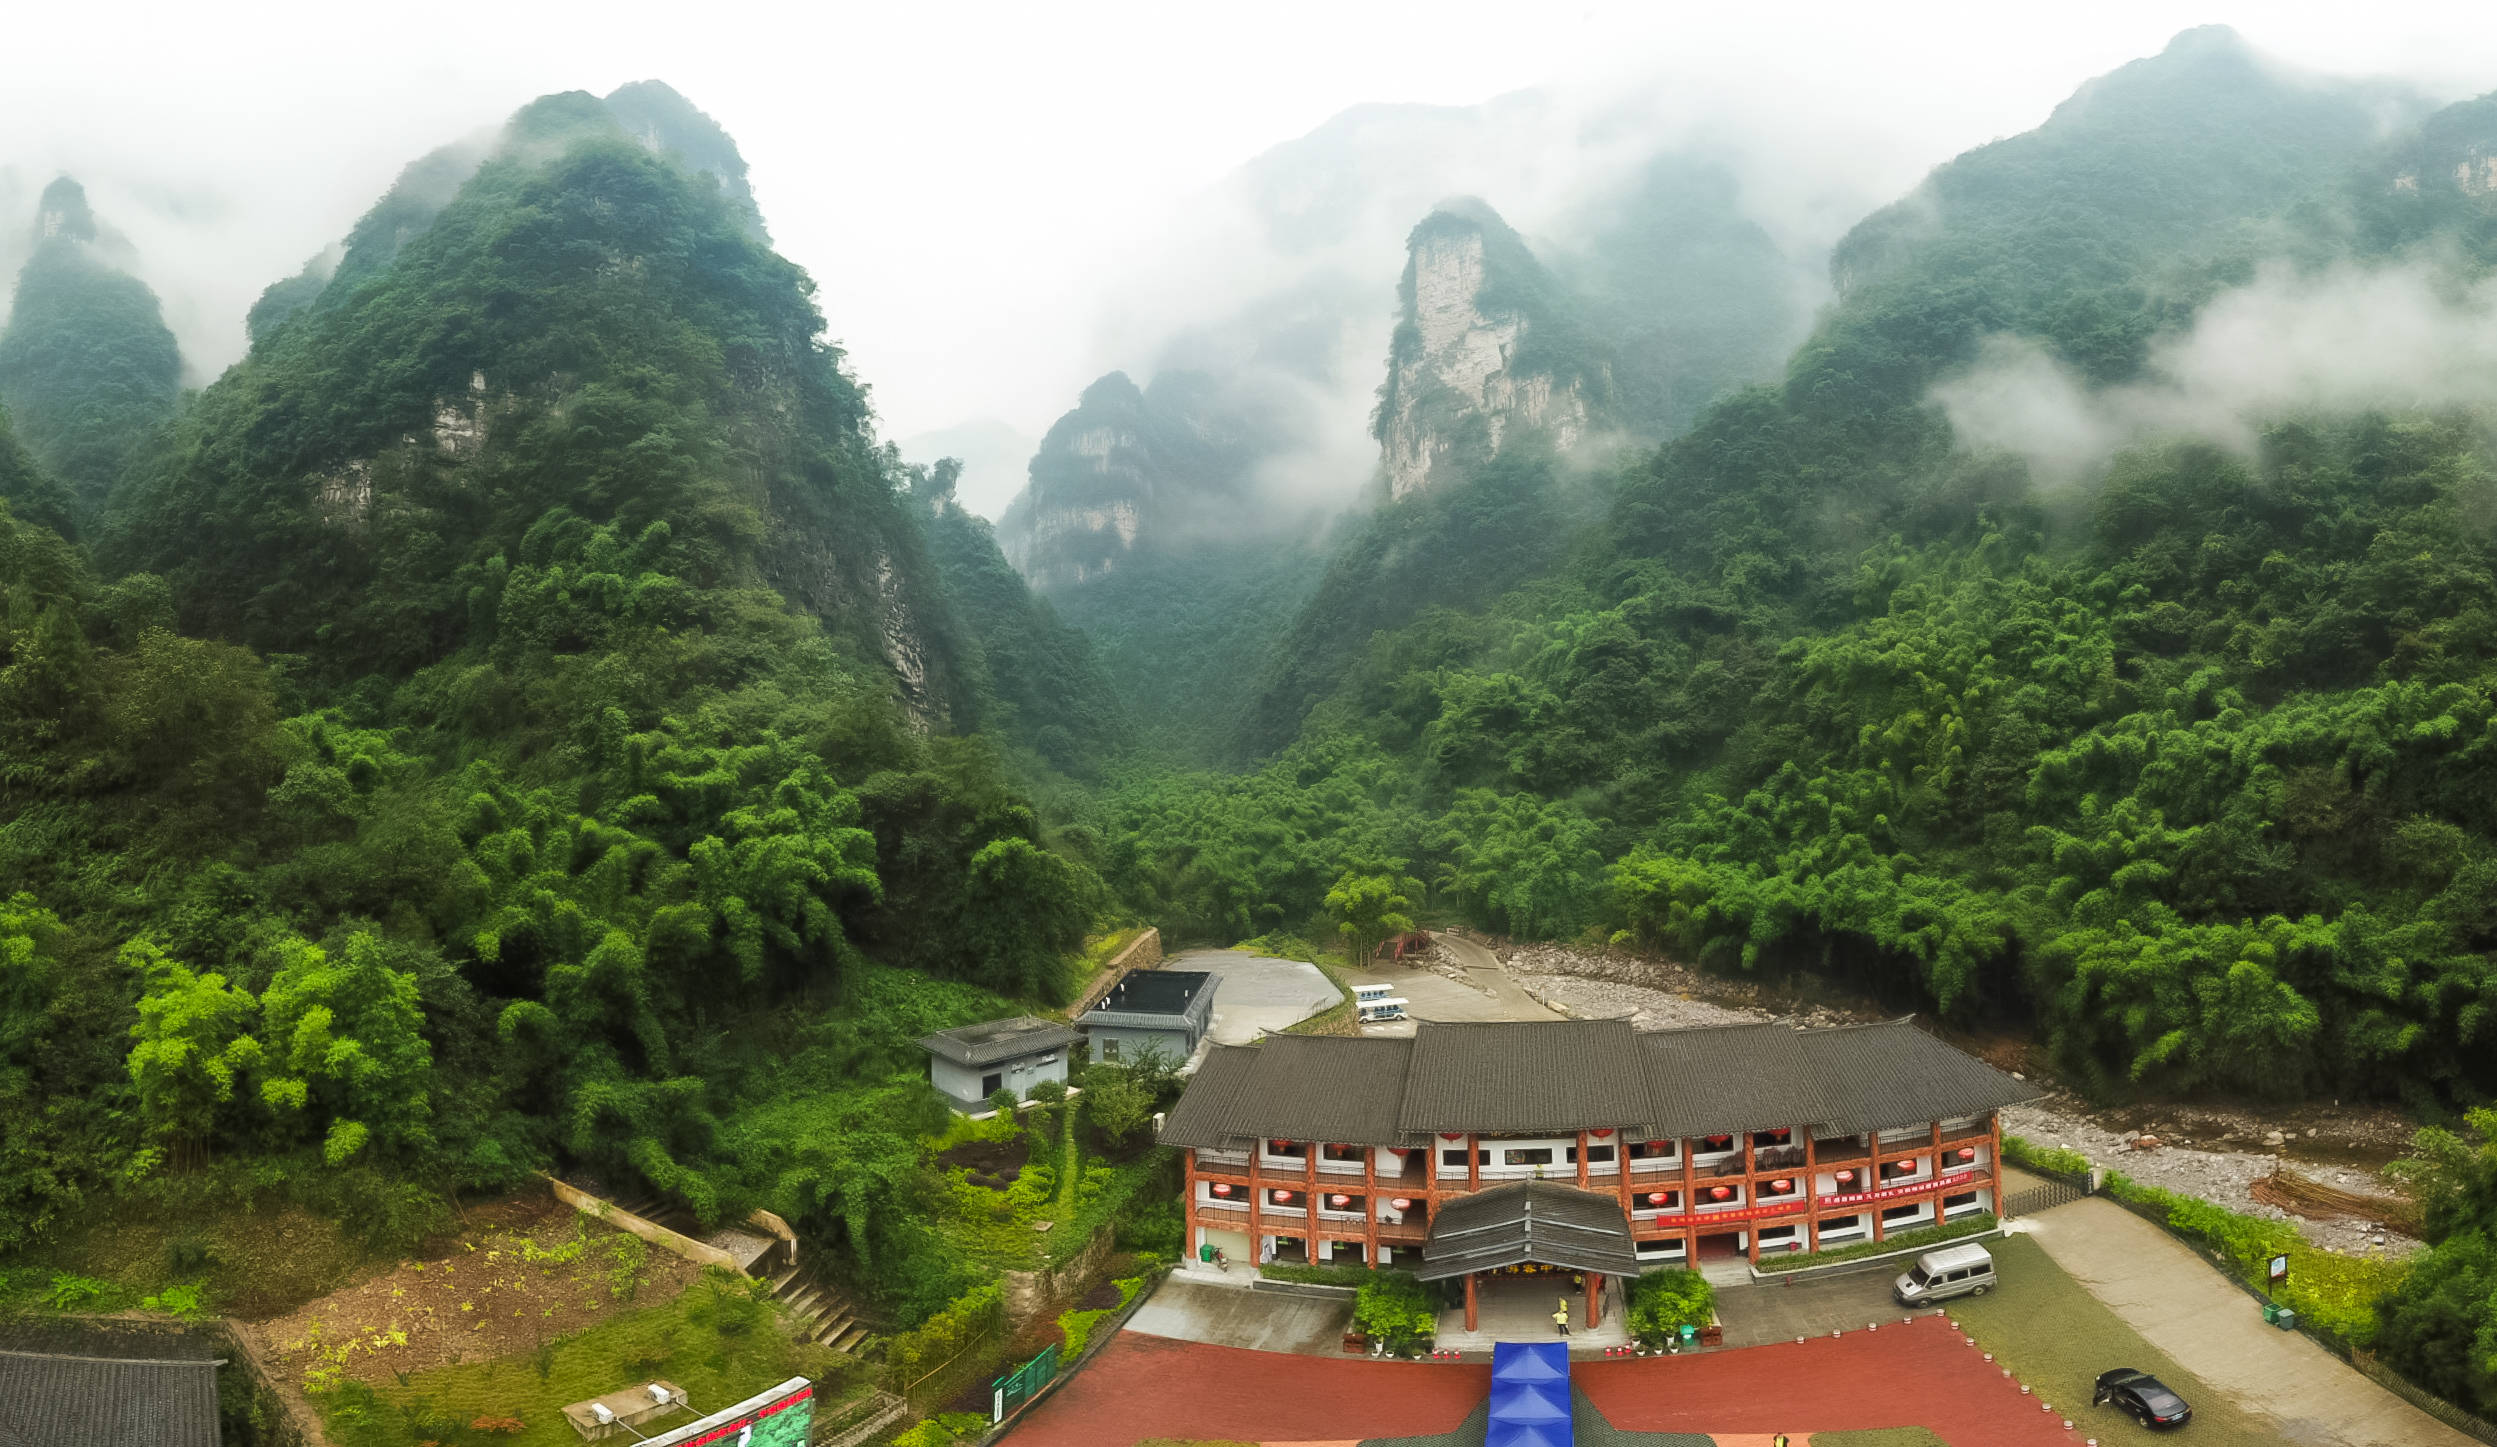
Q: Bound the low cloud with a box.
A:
[1935,259,2497,482]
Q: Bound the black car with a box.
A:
[2095,1368,2193,1428]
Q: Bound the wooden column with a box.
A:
[1465,1271,1479,1331]
[1804,1132,1820,1251]
[1586,1273,1601,1329]
[1248,1144,1265,1260]
[1184,1152,1199,1258]
[1305,1147,1319,1259]
[1682,1138,1699,1261]
[1576,1130,1590,1189]
[1990,1110,2006,1217]
[1468,1134,1481,1192]
[1364,1147,1380,1265]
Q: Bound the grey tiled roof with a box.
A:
[1418,1179,1640,1281]
[1399,1020,1655,1136]
[1637,1023,1840,1138]
[0,1350,223,1447]
[1159,1017,2037,1148]
[1795,1019,2042,1133]
[917,1015,1080,1068]
[1158,1036,1419,1148]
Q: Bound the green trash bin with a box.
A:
[2275,1308,2298,1331]
[1199,1243,1215,1263]
[2261,1302,2281,1325]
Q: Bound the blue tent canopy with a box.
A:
[1492,1341,1569,1383]
[1488,1342,1572,1446]
[1488,1381,1570,1421]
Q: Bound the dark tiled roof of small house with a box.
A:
[0,1349,223,1447]
[917,1016,1081,1068]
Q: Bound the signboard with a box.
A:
[2269,1254,2290,1284]
[644,1378,813,1447]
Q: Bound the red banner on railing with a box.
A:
[1638,1171,1979,1226]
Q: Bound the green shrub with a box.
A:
[1257,1261,1380,1287]
[2001,1135,2093,1178]
[2103,1172,2400,1347]
[886,1283,1005,1387]
[1056,1274,1144,1359]
[1352,1271,1436,1349]
[1626,1268,1714,1344]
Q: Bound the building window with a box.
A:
[1322,1143,1364,1163]
[1100,1037,1120,1061]
[981,1072,1002,1096]
[1572,1145,1615,1164]
[1881,1202,1930,1226]
[1441,1148,1486,1167]
[1503,1147,1556,1167]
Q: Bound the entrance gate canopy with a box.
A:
[1417,1179,1640,1282]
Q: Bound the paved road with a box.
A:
[1171,948,1341,1045]
[2025,1196,2474,1447]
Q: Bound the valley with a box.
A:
[7,15,2497,1447]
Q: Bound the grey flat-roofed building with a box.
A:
[1078,969,1216,1066]
[918,1016,1080,1112]
[0,1348,224,1447]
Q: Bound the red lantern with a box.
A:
[1706,1136,1732,1149]
[1211,1182,1233,1197]
[1708,1185,1733,1200]
[1273,1190,1295,1203]
[1770,1128,1791,1142]
[1390,1198,1412,1210]
[1836,1169,1857,1184]
[1590,1128,1614,1138]
[1440,1131,1465,1141]
[1956,1147,1976,1161]
[1271,1140,1293,1151]
[1329,1194,1351,1208]
[1895,1158,1917,1170]
[1645,1141,1668,1153]
[1646,1192,1668,1206]
[1772,1179,1793,1192]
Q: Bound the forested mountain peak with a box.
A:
[0,174,182,523]
[1376,196,1609,500]
[32,175,98,244]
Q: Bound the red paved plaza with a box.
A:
[1007,1316,2077,1446]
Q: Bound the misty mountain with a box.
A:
[0,177,182,522]
[896,417,1037,521]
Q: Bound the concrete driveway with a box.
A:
[2025,1195,2473,1447]
[1125,1276,1351,1355]
[1345,934,1560,1037]
[1174,949,1342,1045]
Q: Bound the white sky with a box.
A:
[6,1,2496,511]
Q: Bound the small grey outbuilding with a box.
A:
[918,1016,1080,1113]
[1077,969,1216,1066]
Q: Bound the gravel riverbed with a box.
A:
[1475,934,2423,1255]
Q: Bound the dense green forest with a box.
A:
[16,21,2497,1429]
[0,85,1134,1334]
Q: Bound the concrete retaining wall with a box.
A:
[1002,1225,1115,1325]
[545,1175,744,1274]
[1068,929,1165,1018]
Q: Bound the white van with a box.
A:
[1894,1242,1997,1305]
[1353,984,1408,1022]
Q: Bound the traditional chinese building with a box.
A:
[1157,1017,2039,1327]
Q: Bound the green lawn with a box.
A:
[316,1274,862,1447]
[1948,1233,2279,1447]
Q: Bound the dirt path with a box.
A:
[2021,1196,2471,1447]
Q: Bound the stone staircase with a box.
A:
[608,1191,872,1354]
[767,1264,874,1354]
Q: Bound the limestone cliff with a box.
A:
[1373,199,1609,500]
[1000,369,1282,592]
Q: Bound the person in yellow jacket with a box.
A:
[1552,1299,1571,1337]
